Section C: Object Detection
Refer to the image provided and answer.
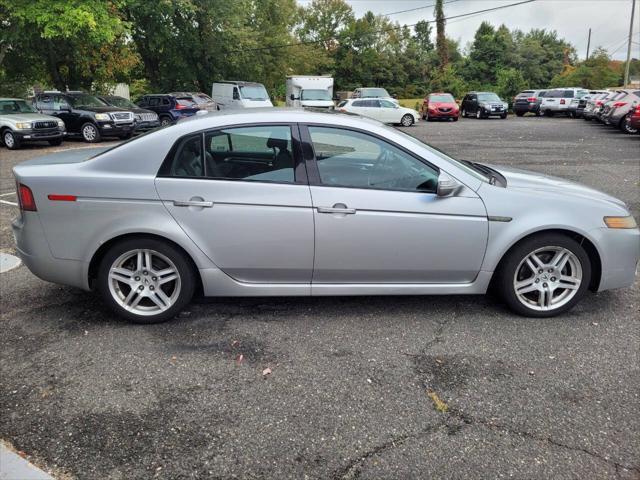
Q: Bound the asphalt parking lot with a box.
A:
[1,118,638,480]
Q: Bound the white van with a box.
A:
[211,81,273,110]
[286,76,334,109]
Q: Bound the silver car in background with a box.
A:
[12,110,639,323]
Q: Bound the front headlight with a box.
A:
[15,122,32,129]
[57,120,65,128]
[94,113,111,121]
[604,216,638,229]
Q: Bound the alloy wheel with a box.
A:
[401,114,413,127]
[513,246,582,312]
[83,124,97,142]
[4,131,15,148]
[108,249,182,316]
[476,109,481,119]
[623,118,638,134]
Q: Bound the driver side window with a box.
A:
[308,127,438,193]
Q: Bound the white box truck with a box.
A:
[286,76,334,109]
[211,81,273,109]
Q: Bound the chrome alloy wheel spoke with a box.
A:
[513,246,582,312]
[108,249,181,316]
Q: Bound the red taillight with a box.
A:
[612,102,627,108]
[18,184,37,211]
[48,194,77,202]
[175,104,187,110]
[527,97,536,102]
[634,105,640,114]
[560,99,566,104]
[596,101,603,106]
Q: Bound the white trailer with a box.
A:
[286,76,334,109]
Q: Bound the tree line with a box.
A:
[1,0,636,100]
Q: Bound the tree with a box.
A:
[550,47,621,89]
[1,0,136,91]
[435,0,447,69]
[297,0,354,50]
[496,67,526,102]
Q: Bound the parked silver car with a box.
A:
[12,110,639,323]
[1,98,66,149]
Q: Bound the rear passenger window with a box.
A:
[203,126,295,183]
[564,90,574,98]
[167,135,204,177]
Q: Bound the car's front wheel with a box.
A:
[496,233,591,317]
[97,238,196,324]
[2,130,20,150]
[81,123,101,143]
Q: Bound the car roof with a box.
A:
[215,81,264,87]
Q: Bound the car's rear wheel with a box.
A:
[3,130,20,150]
[621,116,638,134]
[81,123,101,143]
[401,114,414,126]
[97,238,195,324]
[496,233,591,317]
[160,115,173,127]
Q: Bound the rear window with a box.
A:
[563,90,574,98]
[176,99,196,107]
[516,91,535,97]
[546,90,563,98]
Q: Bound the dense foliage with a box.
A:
[0,0,636,99]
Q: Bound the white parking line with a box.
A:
[0,200,18,206]
[0,192,16,197]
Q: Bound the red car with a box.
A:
[623,102,640,134]
[421,92,459,121]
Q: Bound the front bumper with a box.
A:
[14,128,66,141]
[591,226,640,291]
[481,107,507,116]
[428,109,459,118]
[96,121,135,136]
[134,120,161,132]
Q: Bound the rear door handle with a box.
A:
[317,203,356,214]
[173,200,213,208]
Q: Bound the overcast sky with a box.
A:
[296,0,640,61]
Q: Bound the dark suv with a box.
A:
[98,95,160,133]
[513,90,546,116]
[33,91,136,142]
[135,95,200,126]
[460,92,508,119]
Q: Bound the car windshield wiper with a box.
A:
[460,160,503,185]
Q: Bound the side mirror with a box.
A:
[290,94,295,101]
[437,172,461,197]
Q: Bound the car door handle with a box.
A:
[317,204,356,214]
[173,200,213,208]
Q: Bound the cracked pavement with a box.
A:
[1,119,639,479]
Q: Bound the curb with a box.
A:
[0,443,53,480]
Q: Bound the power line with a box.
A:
[381,0,463,18]
[228,0,537,54]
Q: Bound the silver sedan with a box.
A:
[12,109,639,323]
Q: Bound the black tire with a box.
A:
[476,109,483,119]
[48,138,63,146]
[535,111,541,117]
[501,113,507,119]
[453,116,458,122]
[495,233,592,318]
[81,122,101,143]
[97,237,196,324]
[400,114,414,126]
[2,130,20,150]
[516,112,524,117]
[159,115,173,127]
[621,116,638,134]
[461,108,467,118]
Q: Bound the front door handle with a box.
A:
[317,203,356,214]
[173,200,213,208]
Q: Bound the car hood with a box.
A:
[2,113,59,122]
[486,164,627,208]
[430,102,458,109]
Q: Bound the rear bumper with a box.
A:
[12,213,89,290]
[513,103,539,113]
[591,227,640,291]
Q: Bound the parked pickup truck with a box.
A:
[1,97,66,149]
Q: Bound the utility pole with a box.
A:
[586,28,591,60]
[624,0,636,86]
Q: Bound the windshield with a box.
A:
[239,85,269,100]
[106,96,137,109]
[0,100,36,114]
[392,128,489,183]
[429,94,455,102]
[477,93,502,102]
[69,94,108,108]
[361,88,390,98]
[301,89,332,101]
